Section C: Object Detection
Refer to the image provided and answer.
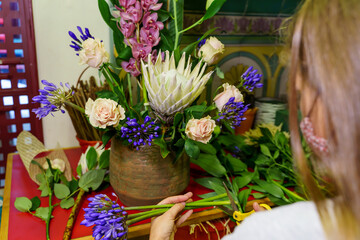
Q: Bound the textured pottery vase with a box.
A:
[109,137,190,206]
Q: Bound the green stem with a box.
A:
[46,185,53,240]
[127,209,166,220]
[64,101,85,114]
[178,17,204,34]
[272,180,306,202]
[173,0,179,49]
[127,209,167,225]
[124,201,231,211]
[141,77,149,111]
[195,193,227,203]
[127,73,133,106]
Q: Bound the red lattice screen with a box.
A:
[0,0,43,187]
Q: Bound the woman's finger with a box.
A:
[162,203,186,220]
[175,209,193,227]
[253,202,265,212]
[158,192,193,205]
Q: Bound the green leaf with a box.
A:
[86,147,98,170]
[191,154,226,177]
[174,138,185,148]
[273,150,280,159]
[252,192,266,199]
[159,30,175,51]
[76,164,83,177]
[195,178,226,195]
[254,154,271,167]
[54,183,70,200]
[268,195,289,206]
[226,155,247,172]
[68,180,79,194]
[215,66,224,79]
[254,180,284,199]
[260,144,272,158]
[197,192,218,199]
[79,169,106,192]
[185,139,200,159]
[14,197,32,212]
[39,183,49,197]
[195,141,217,155]
[203,0,226,20]
[36,173,45,184]
[96,90,120,102]
[102,131,115,148]
[30,196,41,212]
[60,198,75,209]
[259,127,273,140]
[153,139,170,158]
[168,0,184,47]
[234,172,253,189]
[268,167,284,181]
[173,112,183,127]
[251,185,265,193]
[157,9,170,22]
[98,0,117,30]
[31,160,44,172]
[35,207,50,221]
[238,188,251,212]
[99,150,110,169]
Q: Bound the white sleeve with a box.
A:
[221,201,326,240]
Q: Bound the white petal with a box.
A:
[177,53,186,75]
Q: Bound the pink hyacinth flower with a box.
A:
[119,19,136,38]
[120,1,142,23]
[119,0,136,9]
[143,12,164,30]
[121,58,141,77]
[140,28,160,47]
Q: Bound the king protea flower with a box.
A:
[141,51,213,122]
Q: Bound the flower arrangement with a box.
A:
[32,0,263,160]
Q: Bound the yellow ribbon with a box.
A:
[233,204,272,225]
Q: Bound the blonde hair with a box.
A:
[286,0,360,239]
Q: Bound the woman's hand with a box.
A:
[253,202,265,212]
[149,192,194,240]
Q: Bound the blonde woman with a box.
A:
[150,0,360,239]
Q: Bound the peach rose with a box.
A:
[198,37,224,65]
[79,38,110,69]
[213,83,243,111]
[85,98,125,129]
[185,116,216,144]
[42,158,66,172]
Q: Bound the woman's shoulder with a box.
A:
[222,201,326,240]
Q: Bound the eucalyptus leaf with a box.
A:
[14,197,32,212]
[60,198,75,209]
[86,147,98,171]
[30,196,41,212]
[54,183,70,200]
[35,207,50,221]
[79,169,106,192]
[191,154,226,177]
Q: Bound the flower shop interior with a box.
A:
[0,0,313,239]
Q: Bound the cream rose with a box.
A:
[77,143,106,175]
[42,158,66,172]
[85,98,125,129]
[198,37,225,65]
[185,116,216,144]
[79,38,110,69]
[213,83,243,111]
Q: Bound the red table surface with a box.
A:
[5,148,237,240]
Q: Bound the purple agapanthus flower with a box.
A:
[81,193,128,240]
[68,26,95,56]
[120,116,160,150]
[241,66,263,92]
[218,97,249,128]
[32,80,74,119]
